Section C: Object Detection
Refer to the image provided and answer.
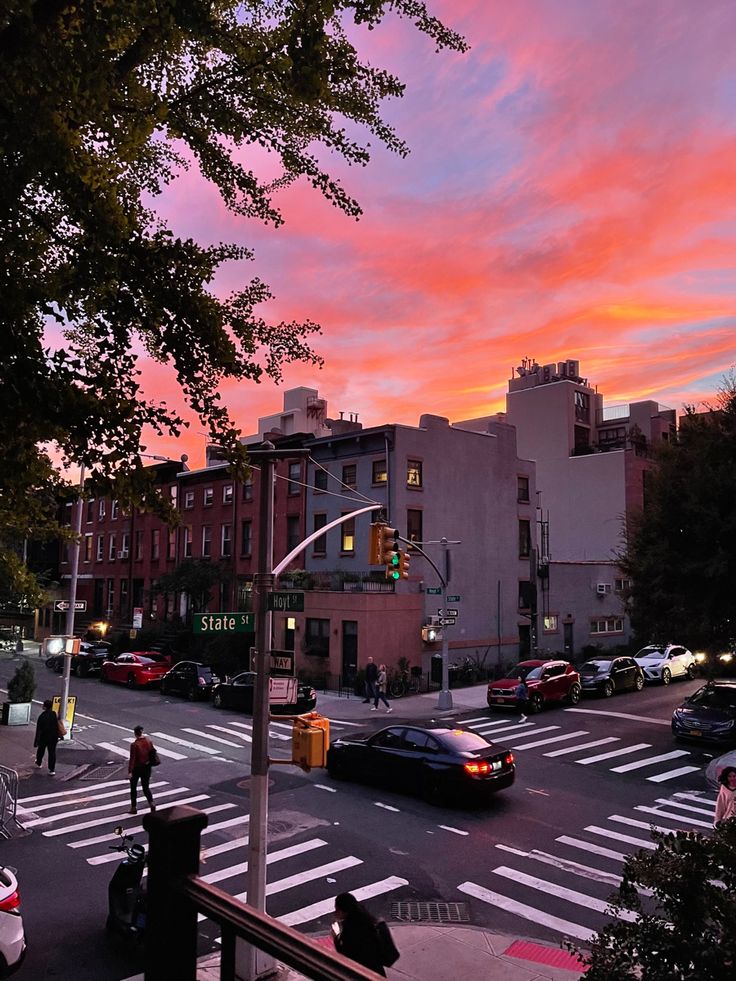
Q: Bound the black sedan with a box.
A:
[160,661,219,701]
[45,641,111,677]
[672,682,736,745]
[212,672,317,716]
[326,725,515,804]
[580,656,644,697]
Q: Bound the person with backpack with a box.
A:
[34,699,61,774]
[332,892,399,976]
[128,724,158,815]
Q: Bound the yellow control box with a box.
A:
[292,712,330,769]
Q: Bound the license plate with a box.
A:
[689,730,702,737]
[491,760,502,771]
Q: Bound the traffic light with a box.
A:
[384,528,401,580]
[369,523,399,566]
[368,523,381,565]
[398,549,411,579]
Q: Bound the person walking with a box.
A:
[372,663,392,713]
[714,766,736,828]
[514,678,529,721]
[128,725,157,815]
[34,699,61,774]
[363,656,378,703]
[333,892,386,977]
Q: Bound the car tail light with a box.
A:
[464,761,491,776]
[504,752,514,766]
[0,889,20,913]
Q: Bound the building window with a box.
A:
[169,484,178,507]
[108,534,116,561]
[574,390,590,422]
[518,519,531,558]
[305,618,330,657]
[84,535,93,563]
[223,484,233,504]
[517,475,530,503]
[518,580,534,610]
[134,530,144,560]
[286,515,300,554]
[183,526,192,558]
[202,525,212,558]
[287,462,301,495]
[204,487,214,507]
[120,579,129,614]
[372,459,387,484]
[240,520,252,557]
[184,490,195,509]
[221,523,232,557]
[106,578,115,616]
[591,618,624,634]
[151,529,160,561]
[111,499,119,520]
[242,478,253,502]
[341,464,357,489]
[120,533,130,559]
[167,528,176,560]
[543,615,559,633]
[614,578,632,592]
[340,514,355,553]
[407,460,423,488]
[407,509,423,547]
[86,500,94,523]
[99,499,106,520]
[312,513,327,555]
[96,535,104,562]
[314,468,328,491]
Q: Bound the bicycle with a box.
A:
[389,670,421,698]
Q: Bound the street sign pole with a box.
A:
[61,464,85,734]
[437,538,453,711]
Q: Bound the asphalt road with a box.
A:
[0,658,725,980]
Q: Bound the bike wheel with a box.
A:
[389,680,405,698]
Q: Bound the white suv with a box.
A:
[634,644,697,684]
[0,865,25,975]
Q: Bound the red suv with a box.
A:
[487,659,581,714]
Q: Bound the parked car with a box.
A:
[212,672,317,715]
[634,644,697,684]
[100,652,171,688]
[0,864,25,975]
[160,661,219,701]
[672,681,736,745]
[692,649,736,677]
[326,725,515,804]
[580,656,645,697]
[487,659,581,713]
[45,640,111,676]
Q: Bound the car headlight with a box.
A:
[695,652,708,663]
[719,653,733,664]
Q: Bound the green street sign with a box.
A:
[193,612,255,634]
[268,591,305,612]
[447,595,461,602]
[425,587,442,595]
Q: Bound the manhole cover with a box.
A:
[391,901,471,924]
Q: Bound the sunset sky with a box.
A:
[144,0,736,465]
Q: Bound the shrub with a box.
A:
[7,659,36,702]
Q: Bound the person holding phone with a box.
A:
[332,892,386,976]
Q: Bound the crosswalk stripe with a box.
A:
[496,844,624,889]
[610,750,690,773]
[151,731,222,755]
[492,866,637,922]
[672,792,716,808]
[43,793,209,837]
[207,724,252,743]
[511,730,588,750]
[70,803,237,849]
[607,815,680,835]
[202,838,328,886]
[462,716,495,725]
[584,825,656,850]
[576,743,651,765]
[633,806,712,829]
[182,727,243,748]
[29,782,163,814]
[24,784,176,828]
[18,779,130,805]
[502,725,561,745]
[544,737,619,758]
[220,720,291,743]
[96,742,131,759]
[202,833,249,861]
[458,881,594,943]
[279,876,409,928]
[227,856,364,908]
[468,717,524,730]
[471,721,536,737]
[646,766,701,783]
[652,798,715,817]
[556,835,628,863]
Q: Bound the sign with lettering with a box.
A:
[269,677,298,704]
[193,612,255,634]
[267,592,305,612]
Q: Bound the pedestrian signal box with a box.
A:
[292,712,330,770]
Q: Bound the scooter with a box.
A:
[106,825,147,940]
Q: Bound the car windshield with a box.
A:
[581,661,608,674]
[636,648,665,659]
[438,730,492,753]
[504,663,540,681]
[689,687,736,710]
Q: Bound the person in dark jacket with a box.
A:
[363,656,379,704]
[34,699,60,774]
[128,725,157,815]
[333,891,385,977]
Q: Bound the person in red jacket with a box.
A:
[128,725,157,815]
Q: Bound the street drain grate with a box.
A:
[391,902,470,924]
[79,763,126,781]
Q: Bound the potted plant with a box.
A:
[2,659,36,725]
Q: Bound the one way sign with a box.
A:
[53,600,87,612]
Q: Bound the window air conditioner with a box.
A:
[118,550,129,559]
[596,583,609,595]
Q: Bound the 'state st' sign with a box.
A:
[193,612,255,634]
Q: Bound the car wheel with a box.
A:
[187,685,198,702]
[213,691,223,709]
[126,673,137,689]
[603,680,614,698]
[687,663,697,680]
[528,694,543,714]
[662,668,672,685]
[567,683,581,705]
[634,674,645,691]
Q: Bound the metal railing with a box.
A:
[143,805,386,981]
[0,765,20,839]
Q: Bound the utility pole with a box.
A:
[61,464,85,734]
[437,537,453,710]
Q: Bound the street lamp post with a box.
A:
[60,464,85,733]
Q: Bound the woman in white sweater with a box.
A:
[714,765,736,827]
